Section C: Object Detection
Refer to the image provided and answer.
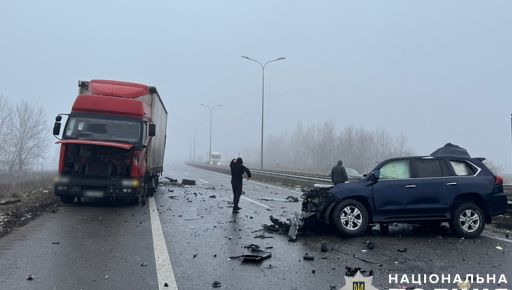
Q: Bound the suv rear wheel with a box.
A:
[451,202,485,238]
[332,199,368,237]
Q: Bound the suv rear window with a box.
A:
[380,160,411,179]
[415,159,444,178]
[450,161,476,176]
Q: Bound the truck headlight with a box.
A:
[122,179,140,188]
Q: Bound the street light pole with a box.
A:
[200,104,222,164]
[241,56,285,170]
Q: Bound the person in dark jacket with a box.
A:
[331,160,348,185]
[230,157,251,213]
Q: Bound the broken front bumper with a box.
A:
[301,188,337,223]
[54,175,142,199]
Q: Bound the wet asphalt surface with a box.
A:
[0,163,511,290]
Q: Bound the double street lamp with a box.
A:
[241,56,286,170]
[200,103,222,164]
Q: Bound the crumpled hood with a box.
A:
[328,180,370,199]
[56,139,134,150]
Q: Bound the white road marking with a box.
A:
[246,179,299,194]
[198,179,209,184]
[184,172,190,176]
[482,233,512,243]
[241,196,272,210]
[149,196,178,290]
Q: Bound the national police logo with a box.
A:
[340,271,378,290]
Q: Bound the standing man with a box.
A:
[331,160,348,185]
[230,157,251,213]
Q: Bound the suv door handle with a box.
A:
[405,184,416,188]
[446,182,457,186]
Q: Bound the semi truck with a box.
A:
[53,80,168,205]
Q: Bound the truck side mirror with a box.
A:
[53,122,62,136]
[149,124,156,137]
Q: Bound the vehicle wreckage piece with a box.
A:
[230,244,272,262]
[259,196,299,202]
[263,213,304,241]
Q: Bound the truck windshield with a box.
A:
[64,115,142,144]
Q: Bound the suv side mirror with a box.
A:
[372,169,380,179]
[53,122,62,136]
[149,124,156,137]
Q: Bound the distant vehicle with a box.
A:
[304,155,507,238]
[52,80,168,205]
[210,152,222,165]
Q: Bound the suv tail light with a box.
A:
[495,175,503,185]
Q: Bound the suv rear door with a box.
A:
[405,157,456,218]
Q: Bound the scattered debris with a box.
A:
[229,252,272,263]
[0,198,21,206]
[366,241,375,250]
[321,241,328,252]
[185,216,203,221]
[254,234,274,239]
[164,282,169,287]
[26,274,34,281]
[496,246,504,251]
[397,247,407,253]
[230,244,272,262]
[259,196,299,202]
[212,280,222,288]
[193,254,198,258]
[303,253,315,261]
[345,266,374,277]
[506,231,510,239]
[182,179,196,186]
[52,241,60,245]
[104,275,109,279]
[209,195,216,198]
[141,263,148,267]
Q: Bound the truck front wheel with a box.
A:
[332,199,368,237]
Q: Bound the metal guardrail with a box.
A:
[186,162,512,212]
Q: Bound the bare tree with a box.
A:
[5,101,48,172]
[259,120,414,174]
[0,95,13,172]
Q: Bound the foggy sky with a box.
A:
[1,1,511,171]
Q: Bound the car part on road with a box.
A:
[366,240,375,250]
[212,280,221,288]
[397,247,407,253]
[26,274,34,281]
[303,253,314,261]
[321,241,328,252]
[259,196,299,202]
[182,179,196,186]
[229,252,272,263]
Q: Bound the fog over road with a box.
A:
[0,163,511,289]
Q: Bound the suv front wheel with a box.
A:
[451,203,485,238]
[332,199,368,237]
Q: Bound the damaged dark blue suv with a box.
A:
[302,154,507,238]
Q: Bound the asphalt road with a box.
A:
[0,163,511,290]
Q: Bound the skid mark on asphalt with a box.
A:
[149,196,178,290]
[241,196,272,210]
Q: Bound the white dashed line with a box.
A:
[198,179,209,184]
[148,197,178,290]
[241,196,272,210]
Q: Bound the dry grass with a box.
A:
[0,171,55,198]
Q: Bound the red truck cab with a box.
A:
[53,80,167,205]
